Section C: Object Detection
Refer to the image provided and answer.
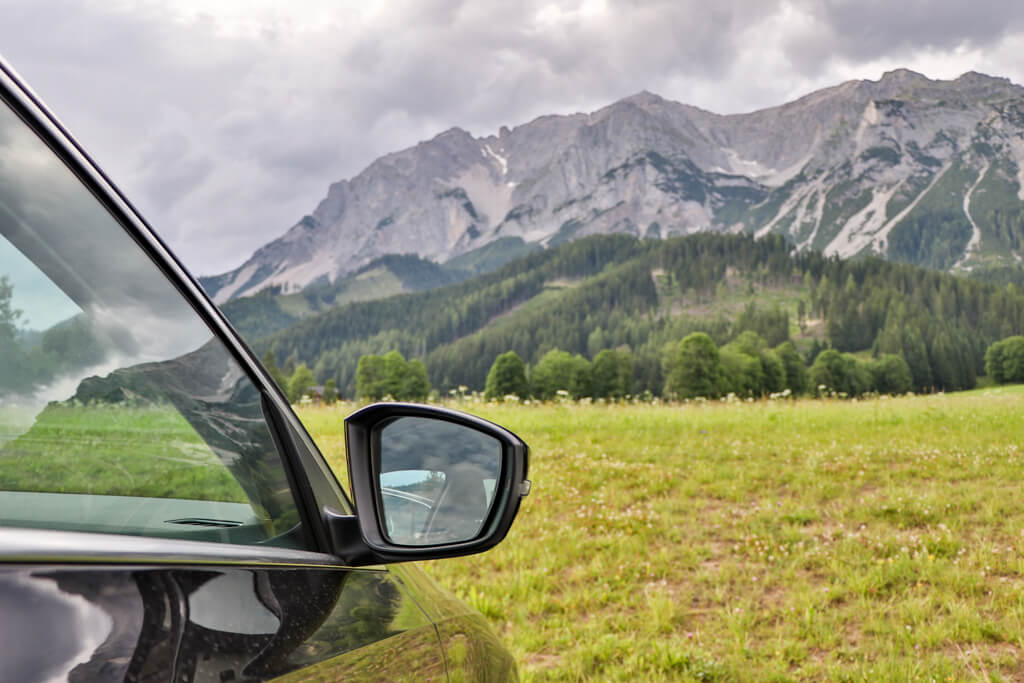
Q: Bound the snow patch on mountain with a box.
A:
[483,144,509,176]
[825,185,898,258]
[955,160,990,268]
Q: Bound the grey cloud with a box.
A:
[785,0,1024,73]
[2,0,1022,276]
[3,0,789,274]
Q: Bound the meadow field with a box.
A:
[299,387,1024,682]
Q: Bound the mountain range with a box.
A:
[201,69,1024,304]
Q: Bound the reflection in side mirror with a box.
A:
[378,417,502,546]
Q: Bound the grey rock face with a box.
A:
[205,70,1024,302]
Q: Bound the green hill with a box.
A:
[218,254,467,339]
[218,239,545,340]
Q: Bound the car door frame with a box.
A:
[0,56,353,557]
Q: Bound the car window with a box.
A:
[0,93,305,548]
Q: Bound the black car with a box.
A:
[0,58,529,682]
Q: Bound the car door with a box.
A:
[0,61,456,682]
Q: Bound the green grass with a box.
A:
[330,267,407,307]
[300,387,1024,681]
[274,267,408,319]
[444,236,543,275]
[0,403,248,501]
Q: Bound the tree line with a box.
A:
[473,332,913,401]
[249,233,1024,399]
[264,331,1024,403]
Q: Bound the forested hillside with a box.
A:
[247,234,1024,398]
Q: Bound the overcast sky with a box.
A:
[3,0,1024,276]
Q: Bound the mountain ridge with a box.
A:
[202,69,1024,303]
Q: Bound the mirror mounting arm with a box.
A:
[323,507,382,566]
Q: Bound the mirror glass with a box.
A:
[378,417,502,546]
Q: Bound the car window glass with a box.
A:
[0,94,305,548]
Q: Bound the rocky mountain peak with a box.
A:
[202,69,1024,304]
[432,126,474,143]
[955,70,1011,85]
[620,90,668,107]
[952,70,1018,98]
[877,68,930,86]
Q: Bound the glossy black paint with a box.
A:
[0,563,442,682]
[390,564,519,682]
[0,561,516,682]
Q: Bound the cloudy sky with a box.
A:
[3,0,1024,276]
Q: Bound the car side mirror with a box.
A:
[325,403,530,566]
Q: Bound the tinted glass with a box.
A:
[0,95,304,547]
[378,417,501,545]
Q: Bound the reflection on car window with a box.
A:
[0,95,304,547]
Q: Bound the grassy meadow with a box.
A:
[0,402,248,500]
[299,386,1024,682]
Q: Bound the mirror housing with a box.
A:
[326,403,530,566]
